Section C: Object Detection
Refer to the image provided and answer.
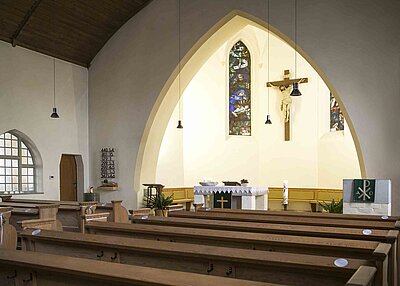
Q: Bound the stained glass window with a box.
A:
[0,132,36,194]
[229,41,251,136]
[330,93,344,131]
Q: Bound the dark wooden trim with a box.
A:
[11,0,42,46]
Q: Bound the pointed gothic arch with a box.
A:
[134,11,366,208]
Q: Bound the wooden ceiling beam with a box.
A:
[11,0,42,47]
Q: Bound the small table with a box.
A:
[194,186,268,210]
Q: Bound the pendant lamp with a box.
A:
[290,0,301,97]
[265,0,272,124]
[50,58,60,118]
[176,0,183,129]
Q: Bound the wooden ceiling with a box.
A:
[0,0,152,67]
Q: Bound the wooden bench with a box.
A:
[20,229,379,285]
[199,208,400,222]
[0,249,279,286]
[0,196,129,224]
[0,207,17,250]
[131,215,398,285]
[21,227,390,285]
[268,187,342,212]
[169,210,400,231]
[162,188,194,211]
[0,202,61,231]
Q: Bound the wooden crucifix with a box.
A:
[266,70,308,141]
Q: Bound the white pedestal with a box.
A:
[343,179,391,216]
[194,186,268,210]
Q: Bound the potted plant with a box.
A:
[148,191,174,217]
[319,199,343,213]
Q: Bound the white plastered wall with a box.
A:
[89,0,400,213]
[156,25,361,189]
[0,42,89,199]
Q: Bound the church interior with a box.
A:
[0,0,399,285]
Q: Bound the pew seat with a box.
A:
[0,249,279,286]
[20,229,379,285]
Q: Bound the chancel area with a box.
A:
[0,0,399,285]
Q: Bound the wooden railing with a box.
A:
[268,187,342,212]
[162,188,194,211]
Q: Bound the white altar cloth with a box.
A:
[194,186,268,210]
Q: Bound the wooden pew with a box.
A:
[0,249,279,286]
[131,215,398,285]
[86,223,395,285]
[0,207,17,250]
[17,218,62,231]
[0,196,129,224]
[198,208,400,222]
[169,211,400,231]
[21,228,390,285]
[0,202,61,231]
[20,229,379,286]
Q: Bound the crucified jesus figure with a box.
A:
[279,86,292,123]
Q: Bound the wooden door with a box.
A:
[60,154,77,201]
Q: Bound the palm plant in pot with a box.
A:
[148,191,174,217]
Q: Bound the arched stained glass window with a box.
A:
[0,131,36,194]
[330,93,344,131]
[229,41,251,136]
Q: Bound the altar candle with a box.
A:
[283,180,289,205]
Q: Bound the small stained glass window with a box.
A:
[330,93,344,131]
[229,41,251,136]
[0,132,36,194]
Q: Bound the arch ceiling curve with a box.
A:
[134,11,366,206]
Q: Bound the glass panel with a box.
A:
[0,177,4,183]
[0,168,4,175]
[28,176,33,183]
[12,149,18,156]
[229,41,251,136]
[12,176,18,183]
[27,158,33,165]
[12,160,18,167]
[21,184,28,192]
[5,168,11,175]
[6,177,11,183]
[330,93,345,131]
[0,148,4,156]
[22,168,27,175]
[22,176,27,183]
[5,160,11,167]
[5,133,11,139]
[12,184,18,192]
[22,157,27,164]
[0,140,4,147]
[5,140,11,147]
[28,184,34,191]
[21,142,27,149]
[0,133,4,139]
[28,168,33,175]
[10,134,17,140]
[0,184,4,192]
[6,185,11,192]
[21,149,27,157]
[0,159,4,166]
[12,168,18,175]
[11,140,17,148]
[5,149,11,156]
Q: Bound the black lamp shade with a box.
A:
[50,107,60,118]
[265,114,272,125]
[290,82,302,96]
[176,120,183,129]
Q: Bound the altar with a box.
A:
[194,186,268,210]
